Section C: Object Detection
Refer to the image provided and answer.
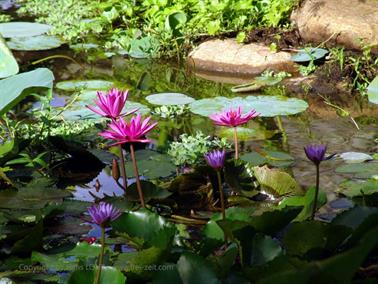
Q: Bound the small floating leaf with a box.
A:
[6,35,63,51]
[0,35,18,78]
[291,48,328,63]
[146,92,195,106]
[0,22,52,38]
[335,162,378,179]
[56,80,114,91]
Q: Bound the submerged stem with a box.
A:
[311,164,320,220]
[233,127,239,160]
[94,226,105,284]
[129,143,145,207]
[118,144,128,193]
[216,170,226,221]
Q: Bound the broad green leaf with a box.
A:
[146,93,194,106]
[250,234,282,265]
[367,75,378,105]
[127,181,173,202]
[290,48,328,63]
[338,179,378,198]
[0,22,52,38]
[278,187,327,221]
[0,36,18,78]
[177,253,220,284]
[7,35,63,51]
[253,166,302,196]
[112,208,176,248]
[68,266,126,284]
[190,95,308,117]
[0,68,54,115]
[335,162,378,179]
[231,76,283,93]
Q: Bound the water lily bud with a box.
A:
[112,158,120,181]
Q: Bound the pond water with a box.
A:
[15,48,378,217]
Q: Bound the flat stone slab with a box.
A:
[188,39,297,76]
[292,0,378,51]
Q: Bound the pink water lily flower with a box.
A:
[209,106,259,127]
[99,114,157,145]
[86,88,137,119]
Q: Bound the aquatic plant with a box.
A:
[209,107,259,159]
[86,88,136,120]
[87,87,137,192]
[205,149,226,220]
[100,114,157,207]
[304,144,327,220]
[87,202,121,284]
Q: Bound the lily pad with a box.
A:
[217,124,274,141]
[338,180,378,198]
[253,165,302,196]
[291,48,328,63]
[0,36,18,78]
[367,75,378,105]
[0,22,52,38]
[231,76,283,93]
[335,162,378,179]
[0,68,54,115]
[6,35,63,51]
[190,95,308,117]
[124,149,176,179]
[56,80,114,91]
[145,93,195,106]
[339,152,373,163]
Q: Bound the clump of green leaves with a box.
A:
[168,132,230,167]
[0,13,12,23]
[18,0,299,58]
[152,105,190,119]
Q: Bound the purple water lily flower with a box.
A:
[304,144,327,165]
[88,202,121,226]
[204,149,226,170]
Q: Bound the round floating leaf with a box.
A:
[367,75,378,105]
[0,22,52,38]
[251,234,282,265]
[146,93,195,106]
[190,95,308,117]
[0,36,18,78]
[56,80,114,91]
[127,180,173,202]
[6,35,63,51]
[291,48,328,63]
[68,266,126,284]
[253,165,302,196]
[231,76,283,93]
[124,149,176,179]
[338,180,378,198]
[339,152,373,163]
[217,124,274,141]
[335,162,378,179]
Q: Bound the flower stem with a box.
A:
[118,144,128,193]
[233,127,239,160]
[216,170,226,221]
[129,143,145,207]
[94,226,105,284]
[311,164,320,220]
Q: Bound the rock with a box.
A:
[188,39,297,76]
[292,0,378,51]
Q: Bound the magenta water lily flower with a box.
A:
[86,88,137,119]
[99,114,157,145]
[304,144,327,165]
[88,202,121,226]
[205,149,226,170]
[209,106,259,127]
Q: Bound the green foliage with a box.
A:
[167,132,230,167]
[17,0,299,57]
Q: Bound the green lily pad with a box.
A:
[124,149,176,179]
[68,266,126,284]
[127,181,173,202]
[338,179,378,198]
[0,68,54,115]
[367,75,378,105]
[231,76,283,93]
[217,124,274,141]
[189,95,308,117]
[56,80,114,91]
[291,48,328,63]
[335,162,378,179]
[0,36,18,78]
[253,165,302,196]
[145,93,195,106]
[0,22,52,38]
[6,35,63,51]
